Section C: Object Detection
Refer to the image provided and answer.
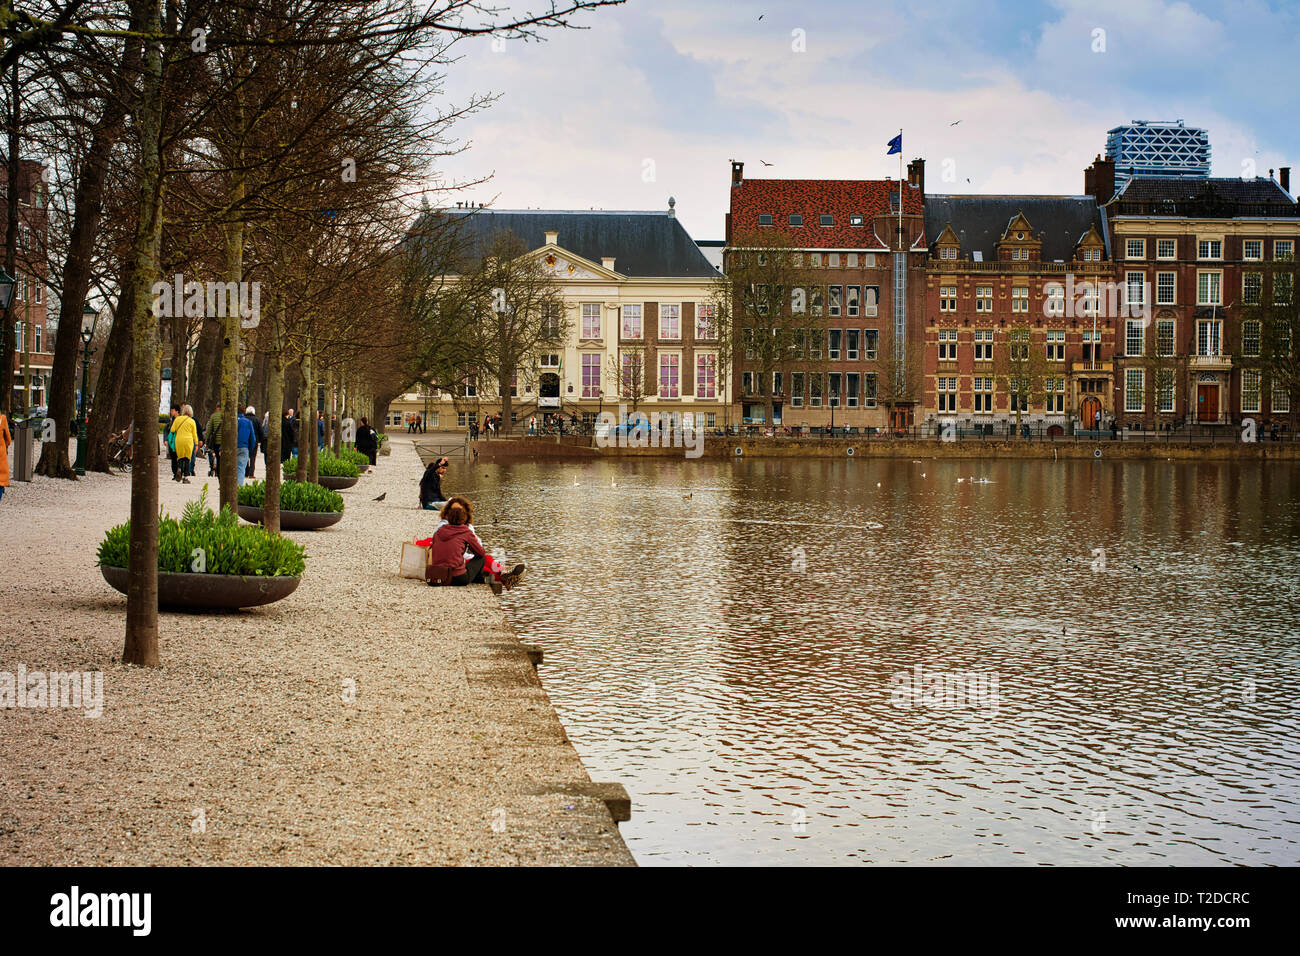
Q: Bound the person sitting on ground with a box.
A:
[419,455,449,510]
[417,496,524,593]
[428,501,488,587]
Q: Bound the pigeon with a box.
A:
[373,492,386,501]
[760,160,774,166]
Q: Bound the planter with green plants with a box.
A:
[237,479,345,530]
[97,487,305,609]
[283,452,360,489]
[339,448,371,473]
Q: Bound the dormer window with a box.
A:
[820,214,834,226]
[939,247,958,260]
[849,214,864,227]
[758,214,773,226]
[789,214,803,226]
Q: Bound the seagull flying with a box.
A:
[760,160,774,166]
[950,120,961,126]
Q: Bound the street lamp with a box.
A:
[0,271,14,414]
[74,301,99,475]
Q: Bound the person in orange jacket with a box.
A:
[0,411,11,503]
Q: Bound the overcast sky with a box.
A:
[427,0,1300,242]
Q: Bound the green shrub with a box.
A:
[283,453,359,478]
[97,486,306,577]
[239,479,344,514]
[339,449,370,471]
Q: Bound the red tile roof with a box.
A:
[729,177,924,249]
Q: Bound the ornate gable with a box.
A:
[995,211,1042,261]
[932,223,962,261]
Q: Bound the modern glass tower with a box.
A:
[1105,120,1211,181]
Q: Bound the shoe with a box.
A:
[182,477,191,484]
[488,578,503,596]
[501,564,526,590]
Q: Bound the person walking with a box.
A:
[165,404,181,481]
[281,409,297,462]
[243,406,265,478]
[528,415,536,436]
[170,404,199,484]
[236,411,255,486]
[205,405,223,476]
[356,417,378,466]
[0,410,11,504]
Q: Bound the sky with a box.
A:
[426,0,1300,242]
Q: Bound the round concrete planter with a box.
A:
[317,475,358,490]
[237,504,343,530]
[100,565,300,610]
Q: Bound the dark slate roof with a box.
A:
[924,195,1104,262]
[1110,176,1297,216]
[428,208,719,278]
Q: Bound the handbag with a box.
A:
[399,540,430,579]
[424,564,455,586]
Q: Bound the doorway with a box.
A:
[1080,396,1101,430]
[1196,384,1219,423]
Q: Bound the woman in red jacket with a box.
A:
[429,501,490,586]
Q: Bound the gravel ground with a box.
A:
[0,434,633,866]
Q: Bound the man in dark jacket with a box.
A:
[243,406,265,477]
[419,456,448,510]
[356,417,379,466]
[281,410,297,462]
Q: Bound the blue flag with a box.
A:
[886,133,902,155]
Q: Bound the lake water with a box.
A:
[462,455,1300,865]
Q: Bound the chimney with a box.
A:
[667,196,676,218]
[602,257,616,270]
[907,158,925,196]
[1281,167,1292,195]
[1084,155,1115,204]
[731,160,744,187]
[544,230,558,246]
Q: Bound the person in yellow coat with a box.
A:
[169,403,199,484]
[0,411,11,503]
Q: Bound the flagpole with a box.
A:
[897,128,903,250]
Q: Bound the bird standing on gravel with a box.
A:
[373,492,386,501]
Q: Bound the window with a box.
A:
[791,287,806,315]
[1047,377,1065,413]
[847,372,860,408]
[1197,320,1222,356]
[1197,271,1222,306]
[850,214,864,227]
[1011,248,1029,261]
[1081,248,1102,261]
[1243,240,1262,261]
[976,286,993,312]
[939,328,958,361]
[829,285,843,317]
[973,376,993,413]
[1243,319,1261,357]
[791,372,804,407]
[457,411,468,427]
[1126,271,1146,308]
[1126,239,1145,260]
[1156,272,1176,305]
[1125,368,1145,412]
[940,246,958,259]
[742,327,754,360]
[1045,329,1065,361]
[1157,369,1175,413]
[974,329,994,361]
[1126,319,1144,357]
[937,375,957,412]
[789,214,803,226]
[1045,283,1065,317]
[1198,239,1222,260]
[808,328,823,360]
[1243,272,1262,306]
[864,372,877,408]
[846,329,860,361]
[758,214,773,226]
[622,304,643,339]
[1276,240,1295,261]
[539,353,560,369]
[940,285,957,311]
[696,304,716,339]
[1157,319,1175,357]
[828,253,840,268]
[820,214,833,226]
[1275,272,1293,306]
[1273,380,1292,413]
[847,253,859,267]
[810,253,822,268]
[809,373,822,407]
[462,375,477,398]
[659,304,680,339]
[846,285,860,317]
[1009,328,1030,360]
[581,354,601,398]
[34,282,42,304]
[741,371,754,397]
[810,286,824,317]
[696,354,716,399]
[1082,329,1101,364]
[863,329,878,361]
[1012,286,1029,312]
[828,373,841,407]
[1157,239,1177,260]
[1080,282,1100,316]
[828,329,842,360]
[1241,369,1261,413]
[581,303,601,339]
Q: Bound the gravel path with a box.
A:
[0,434,633,866]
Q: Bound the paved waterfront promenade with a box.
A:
[0,435,633,866]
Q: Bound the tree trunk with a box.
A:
[264,313,283,535]
[0,60,20,418]
[123,0,164,669]
[85,275,134,473]
[296,350,310,481]
[188,315,222,423]
[217,184,245,512]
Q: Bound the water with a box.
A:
[456,456,1300,865]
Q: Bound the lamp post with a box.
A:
[74,302,99,475]
[0,271,14,415]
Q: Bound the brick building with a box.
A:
[3,160,50,413]
[1103,165,1299,429]
[724,159,928,430]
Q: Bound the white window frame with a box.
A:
[1241,368,1261,413]
[1197,270,1222,306]
[581,303,601,340]
[1156,271,1176,305]
[1243,239,1262,261]
[622,304,643,340]
[659,303,681,340]
[1126,238,1145,260]
[1198,238,1223,261]
[1125,368,1145,413]
[1156,238,1177,260]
